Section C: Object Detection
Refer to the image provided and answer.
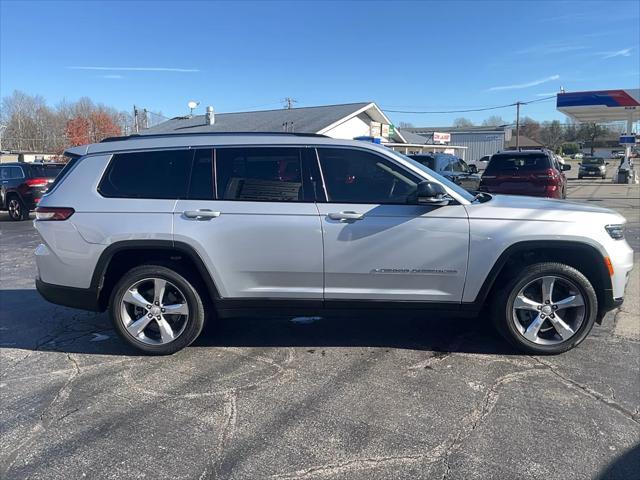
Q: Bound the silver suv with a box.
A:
[34,133,634,355]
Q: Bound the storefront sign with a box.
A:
[433,132,451,144]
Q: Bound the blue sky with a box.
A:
[1,0,638,126]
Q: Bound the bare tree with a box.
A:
[539,120,564,152]
[481,115,507,127]
[1,90,132,153]
[577,123,609,156]
[453,117,474,128]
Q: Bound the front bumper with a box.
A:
[579,169,605,176]
[36,277,100,311]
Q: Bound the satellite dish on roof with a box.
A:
[187,101,199,116]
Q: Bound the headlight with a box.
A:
[605,224,625,240]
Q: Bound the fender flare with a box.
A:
[91,240,222,304]
[470,240,612,306]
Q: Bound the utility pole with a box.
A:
[133,106,139,133]
[515,101,521,149]
[283,97,297,110]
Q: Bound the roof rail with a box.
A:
[100,131,328,143]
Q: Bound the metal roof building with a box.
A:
[142,102,468,157]
[404,126,512,162]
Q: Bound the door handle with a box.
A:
[183,209,221,220]
[328,211,364,221]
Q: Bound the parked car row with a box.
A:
[409,150,571,199]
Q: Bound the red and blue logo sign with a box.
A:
[557,90,639,108]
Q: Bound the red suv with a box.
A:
[479,150,570,199]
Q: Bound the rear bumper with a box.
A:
[36,277,101,311]
[478,188,560,198]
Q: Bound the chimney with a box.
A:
[205,106,215,126]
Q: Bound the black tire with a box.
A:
[491,262,598,354]
[578,175,583,180]
[602,175,606,180]
[7,196,28,221]
[110,264,205,355]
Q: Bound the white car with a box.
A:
[34,133,634,355]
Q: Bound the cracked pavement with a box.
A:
[1,167,638,479]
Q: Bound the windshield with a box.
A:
[386,148,476,202]
[582,158,604,165]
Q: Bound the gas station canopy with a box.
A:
[557,89,639,123]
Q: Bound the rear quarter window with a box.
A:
[99,150,193,199]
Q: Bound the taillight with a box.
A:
[26,177,50,187]
[535,169,556,180]
[35,207,75,221]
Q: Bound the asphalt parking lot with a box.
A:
[1,166,639,479]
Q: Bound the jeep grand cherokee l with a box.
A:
[34,133,633,355]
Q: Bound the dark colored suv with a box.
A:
[479,150,570,199]
[1,162,65,220]
[408,153,481,192]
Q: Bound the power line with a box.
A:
[381,95,557,114]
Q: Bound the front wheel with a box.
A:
[491,262,598,354]
[110,265,205,354]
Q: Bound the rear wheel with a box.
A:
[110,265,205,354]
[491,262,597,354]
[7,196,28,221]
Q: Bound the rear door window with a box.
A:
[99,150,193,199]
[486,153,550,173]
[215,147,306,202]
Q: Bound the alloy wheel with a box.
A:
[119,277,190,345]
[511,275,586,345]
[8,199,21,220]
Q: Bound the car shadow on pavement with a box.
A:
[0,289,518,357]
[596,442,640,480]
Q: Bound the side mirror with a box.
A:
[468,164,478,174]
[416,181,450,205]
[562,164,571,171]
[605,162,610,165]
